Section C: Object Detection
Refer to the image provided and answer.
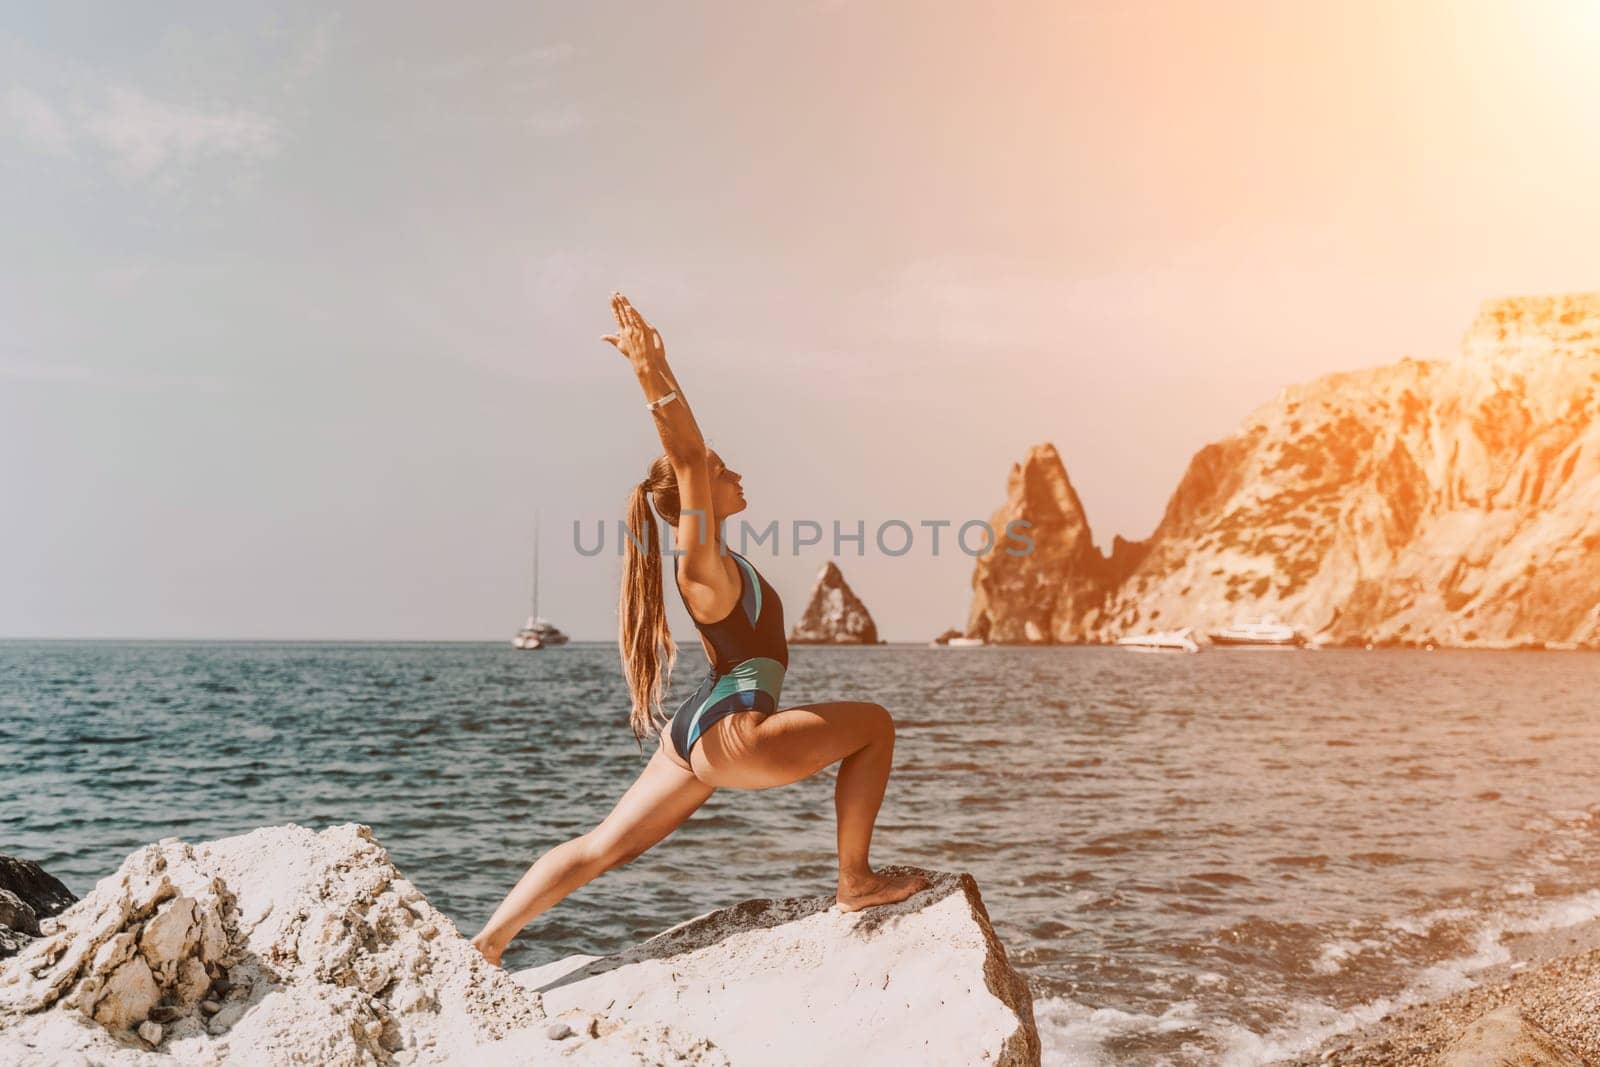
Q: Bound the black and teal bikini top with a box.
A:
[672,550,788,672]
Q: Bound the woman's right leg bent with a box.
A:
[691,701,929,911]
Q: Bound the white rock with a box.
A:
[508,867,1039,1066]
[1,826,1038,1067]
[138,897,197,972]
[0,824,549,1065]
[88,953,160,1031]
[206,999,246,1034]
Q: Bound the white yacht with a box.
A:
[513,615,568,650]
[929,628,986,647]
[1207,618,1302,648]
[512,520,568,650]
[1116,627,1201,654]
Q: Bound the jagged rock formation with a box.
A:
[0,856,77,959]
[968,292,1600,647]
[0,825,594,1065]
[0,827,1037,1066]
[789,561,880,644]
[507,866,1039,1067]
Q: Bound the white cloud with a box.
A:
[84,87,279,178]
[3,87,72,154]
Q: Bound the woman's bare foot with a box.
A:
[836,869,931,913]
[469,934,503,967]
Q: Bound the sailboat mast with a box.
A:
[531,515,540,620]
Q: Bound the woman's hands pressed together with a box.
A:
[601,291,666,370]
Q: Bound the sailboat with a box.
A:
[512,519,569,650]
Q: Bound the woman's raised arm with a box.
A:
[601,292,721,584]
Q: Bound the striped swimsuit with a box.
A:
[668,550,788,762]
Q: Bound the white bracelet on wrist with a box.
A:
[645,390,679,412]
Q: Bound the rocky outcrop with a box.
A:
[789,561,880,644]
[0,856,77,959]
[966,443,1132,643]
[968,292,1600,647]
[506,866,1039,1067]
[0,825,560,1065]
[0,827,1038,1066]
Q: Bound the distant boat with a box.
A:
[929,628,986,647]
[1117,627,1201,654]
[1208,618,1302,648]
[513,518,568,650]
[513,616,568,650]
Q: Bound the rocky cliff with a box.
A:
[0,827,1038,1066]
[789,561,881,644]
[968,292,1600,647]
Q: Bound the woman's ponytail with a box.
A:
[619,456,680,747]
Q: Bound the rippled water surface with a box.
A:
[5,642,1600,1064]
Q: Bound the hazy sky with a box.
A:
[4,1,1599,641]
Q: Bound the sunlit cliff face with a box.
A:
[967,293,1600,649]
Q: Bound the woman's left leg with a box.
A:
[470,741,715,965]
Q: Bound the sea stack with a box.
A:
[789,561,880,644]
[968,292,1600,648]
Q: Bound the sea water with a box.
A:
[5,641,1600,1065]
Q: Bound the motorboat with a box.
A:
[1116,627,1201,654]
[929,628,986,647]
[1207,618,1302,648]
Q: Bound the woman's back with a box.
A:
[672,550,788,672]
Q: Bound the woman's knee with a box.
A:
[858,701,894,740]
[576,829,646,873]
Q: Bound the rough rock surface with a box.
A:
[506,865,1040,1067]
[1,829,1035,1066]
[1438,1005,1589,1067]
[788,560,881,644]
[968,292,1600,647]
[0,855,77,960]
[0,825,671,1065]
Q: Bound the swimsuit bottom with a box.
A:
[668,656,785,763]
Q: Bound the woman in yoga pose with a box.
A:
[470,292,928,966]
